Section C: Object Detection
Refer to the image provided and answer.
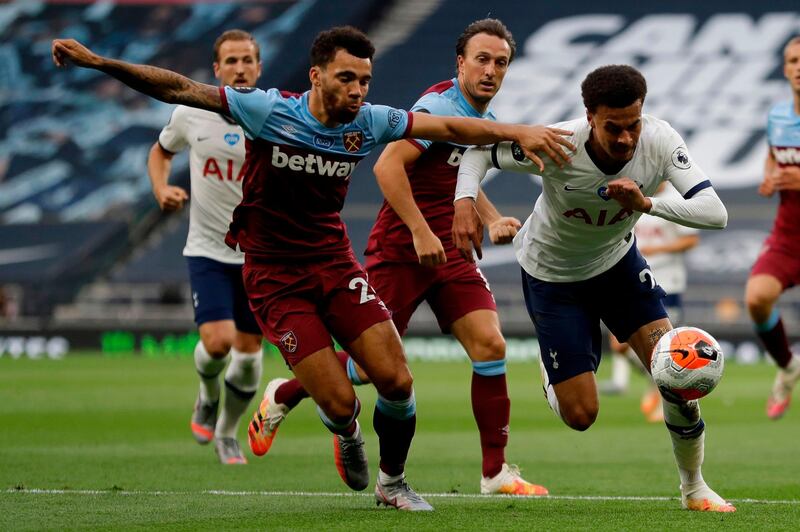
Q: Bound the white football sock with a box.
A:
[216,348,262,439]
[378,469,405,485]
[611,353,631,390]
[194,340,227,404]
[662,399,705,489]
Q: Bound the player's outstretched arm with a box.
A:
[608,176,727,230]
[409,112,574,171]
[52,39,223,112]
[374,140,446,267]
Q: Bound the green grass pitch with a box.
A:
[1,353,798,530]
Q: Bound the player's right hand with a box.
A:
[154,185,189,212]
[758,177,775,197]
[412,229,447,267]
[514,125,575,171]
[488,216,521,245]
[452,198,483,263]
[52,39,100,68]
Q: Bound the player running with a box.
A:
[52,27,572,511]
[745,35,800,420]
[148,29,264,465]
[452,65,735,512]
[252,18,547,497]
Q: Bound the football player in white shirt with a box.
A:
[602,182,700,423]
[452,65,734,512]
[147,30,263,465]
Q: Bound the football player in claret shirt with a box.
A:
[745,35,800,420]
[453,65,735,513]
[148,29,264,466]
[262,18,548,497]
[52,26,572,511]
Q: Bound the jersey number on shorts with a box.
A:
[349,277,376,304]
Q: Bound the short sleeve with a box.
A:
[660,126,711,198]
[407,92,455,151]
[158,107,188,154]
[365,104,411,145]
[221,86,279,140]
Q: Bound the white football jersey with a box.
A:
[159,105,246,264]
[634,185,698,295]
[490,114,709,282]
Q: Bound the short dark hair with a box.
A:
[310,26,375,67]
[455,18,516,64]
[785,35,800,56]
[213,29,260,63]
[581,65,647,112]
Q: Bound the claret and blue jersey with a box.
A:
[218,86,412,260]
[366,78,494,263]
[766,100,800,240]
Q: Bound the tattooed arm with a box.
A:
[52,39,222,112]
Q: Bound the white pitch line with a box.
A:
[3,489,799,505]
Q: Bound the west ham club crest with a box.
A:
[280,331,298,353]
[343,130,363,153]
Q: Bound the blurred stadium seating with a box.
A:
[2,0,800,352]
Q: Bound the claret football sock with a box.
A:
[755,310,793,368]
[274,378,309,409]
[374,392,417,476]
[471,360,510,478]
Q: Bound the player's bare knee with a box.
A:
[202,338,232,358]
[470,333,506,361]
[745,293,772,320]
[562,403,598,432]
[234,335,262,353]
[316,392,358,421]
[374,370,413,400]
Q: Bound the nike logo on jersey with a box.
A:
[563,185,582,191]
[197,136,210,142]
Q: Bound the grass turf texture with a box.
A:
[1,354,798,530]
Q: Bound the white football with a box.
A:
[650,326,724,402]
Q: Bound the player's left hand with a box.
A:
[488,216,521,245]
[772,166,800,191]
[52,39,100,68]
[452,198,484,263]
[514,125,575,171]
[606,177,652,212]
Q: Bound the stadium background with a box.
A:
[1,0,799,363]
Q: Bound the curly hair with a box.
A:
[581,65,647,112]
[310,26,375,67]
